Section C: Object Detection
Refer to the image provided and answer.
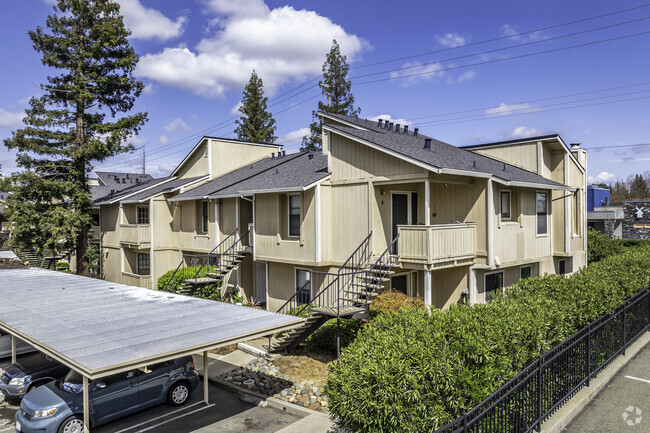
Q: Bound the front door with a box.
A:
[392,194,409,253]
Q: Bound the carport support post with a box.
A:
[203,351,209,404]
[83,375,90,433]
[11,335,16,364]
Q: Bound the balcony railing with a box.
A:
[398,223,476,267]
[119,224,151,245]
[121,272,151,289]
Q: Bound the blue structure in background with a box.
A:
[587,187,610,211]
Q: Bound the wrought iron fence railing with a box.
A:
[434,286,649,433]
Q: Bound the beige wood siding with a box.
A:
[331,183,370,263]
[432,266,469,309]
[211,140,280,179]
[100,204,120,247]
[330,134,426,181]
[176,141,209,179]
[255,190,317,264]
[472,143,538,173]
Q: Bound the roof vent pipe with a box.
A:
[388,122,394,132]
[414,128,419,137]
[377,119,383,127]
[271,153,275,159]
[282,150,286,157]
[503,162,506,171]
[308,154,314,160]
[395,124,401,133]
[424,138,432,150]
[403,125,409,134]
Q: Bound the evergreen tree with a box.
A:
[629,174,650,199]
[234,70,277,143]
[609,181,629,205]
[301,40,360,151]
[3,0,147,275]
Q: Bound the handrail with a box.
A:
[190,228,241,280]
[339,232,372,272]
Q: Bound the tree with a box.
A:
[629,174,650,199]
[3,0,147,275]
[234,70,277,143]
[609,181,629,205]
[301,40,360,151]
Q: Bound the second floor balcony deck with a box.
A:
[398,223,477,268]
[118,224,151,247]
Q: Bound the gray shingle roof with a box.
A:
[95,172,153,189]
[209,152,328,198]
[170,152,329,201]
[121,176,205,203]
[323,113,567,188]
[94,176,170,204]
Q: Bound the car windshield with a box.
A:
[60,370,82,394]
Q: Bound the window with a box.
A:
[520,266,532,279]
[288,195,301,237]
[485,272,504,301]
[201,201,208,233]
[137,206,149,224]
[295,269,311,305]
[500,191,511,221]
[573,190,582,236]
[137,253,150,275]
[536,192,548,235]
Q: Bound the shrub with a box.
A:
[304,318,366,354]
[157,265,219,292]
[288,304,314,318]
[369,290,425,317]
[326,243,650,432]
[55,261,69,271]
[587,227,623,263]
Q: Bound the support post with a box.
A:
[203,351,209,404]
[424,180,430,225]
[424,270,432,307]
[486,179,494,268]
[586,323,591,386]
[622,302,627,355]
[83,375,90,433]
[11,335,16,364]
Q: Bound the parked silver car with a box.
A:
[0,331,34,359]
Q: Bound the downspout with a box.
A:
[487,178,494,268]
[315,184,321,263]
[149,198,154,290]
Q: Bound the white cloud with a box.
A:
[137,0,369,98]
[509,126,542,139]
[501,24,519,39]
[164,118,190,133]
[389,61,443,86]
[457,70,477,82]
[127,135,147,146]
[230,101,243,115]
[486,102,538,116]
[117,0,186,41]
[159,135,169,145]
[280,127,310,144]
[0,108,24,129]
[437,33,466,48]
[588,171,617,184]
[142,83,157,94]
[367,114,413,127]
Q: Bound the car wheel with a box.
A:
[167,381,190,406]
[58,415,84,433]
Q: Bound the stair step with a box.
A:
[344,290,379,298]
[351,282,383,290]
[341,297,373,305]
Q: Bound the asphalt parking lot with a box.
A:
[565,342,649,432]
[0,355,304,433]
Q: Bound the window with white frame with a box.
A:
[500,191,511,221]
[485,271,504,301]
[536,192,548,235]
[201,200,209,233]
[137,206,149,224]
[520,265,532,280]
[288,194,301,237]
[137,253,150,275]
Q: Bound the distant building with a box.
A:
[622,200,650,239]
[586,187,623,238]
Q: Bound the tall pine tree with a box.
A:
[3,0,147,275]
[235,71,277,143]
[301,40,360,151]
[629,174,650,199]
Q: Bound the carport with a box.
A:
[0,267,304,432]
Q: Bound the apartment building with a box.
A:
[97,112,587,315]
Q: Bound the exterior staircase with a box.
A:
[270,233,400,353]
[162,229,250,297]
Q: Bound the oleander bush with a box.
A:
[326,243,650,432]
[587,228,623,263]
[157,265,219,292]
[369,290,426,318]
[304,318,366,354]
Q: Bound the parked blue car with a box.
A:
[14,356,199,433]
[0,353,69,401]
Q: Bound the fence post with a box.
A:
[622,301,627,355]
[462,411,468,432]
[536,355,542,432]
[586,322,591,387]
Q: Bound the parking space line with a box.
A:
[113,402,205,433]
[624,375,650,384]
[135,404,216,433]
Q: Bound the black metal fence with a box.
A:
[435,287,650,433]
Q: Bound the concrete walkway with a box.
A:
[194,350,337,433]
[564,342,649,432]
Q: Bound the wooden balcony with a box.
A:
[398,223,477,268]
[119,224,151,247]
[121,272,151,289]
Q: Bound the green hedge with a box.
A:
[157,265,219,292]
[325,244,650,432]
[304,318,366,354]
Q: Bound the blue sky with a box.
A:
[1,0,649,184]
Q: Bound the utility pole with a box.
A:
[142,147,146,174]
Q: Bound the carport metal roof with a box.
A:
[0,268,303,380]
